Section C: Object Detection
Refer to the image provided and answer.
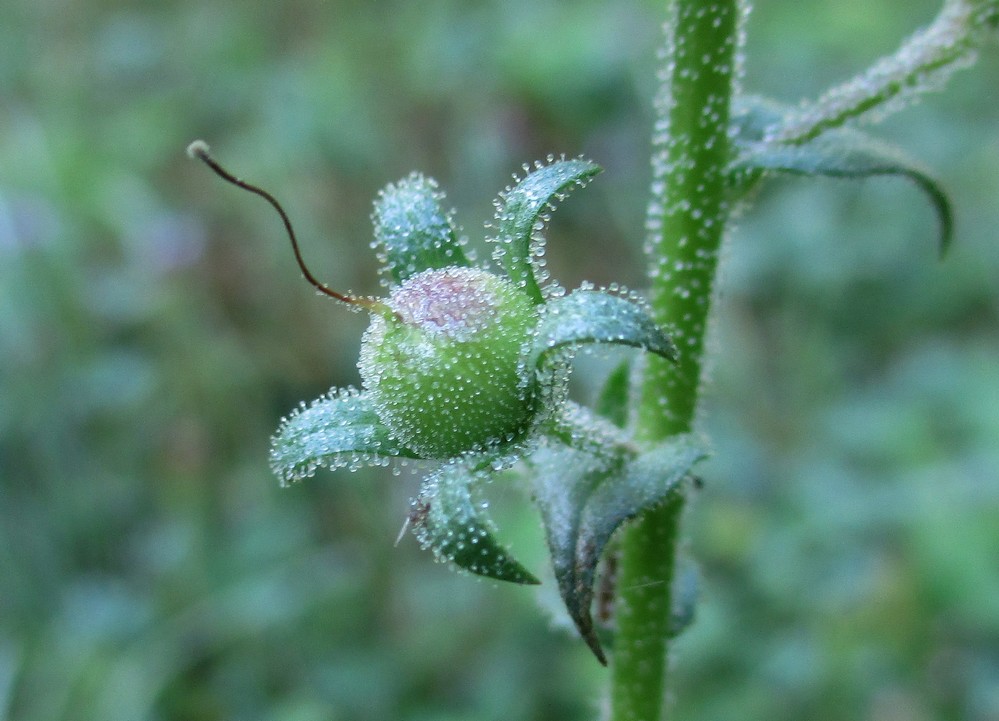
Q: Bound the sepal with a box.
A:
[372,172,469,284]
[491,158,601,303]
[530,436,708,663]
[269,388,416,486]
[411,458,540,585]
[529,290,677,371]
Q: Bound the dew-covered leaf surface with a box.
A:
[529,435,708,663]
[529,290,677,371]
[731,97,953,254]
[372,172,468,285]
[411,459,540,585]
[270,388,416,486]
[491,158,601,303]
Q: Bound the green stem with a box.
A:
[610,1,739,719]
[774,0,998,144]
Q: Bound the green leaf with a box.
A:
[411,459,540,585]
[529,436,707,663]
[492,158,601,303]
[372,172,468,284]
[269,388,416,486]
[594,360,632,430]
[529,290,677,371]
[667,560,700,639]
[731,98,953,255]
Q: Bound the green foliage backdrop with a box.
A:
[1,0,997,719]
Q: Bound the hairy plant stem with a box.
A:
[610,1,739,719]
[773,0,999,145]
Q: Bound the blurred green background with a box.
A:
[1,0,997,719]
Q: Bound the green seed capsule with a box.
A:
[359,267,538,458]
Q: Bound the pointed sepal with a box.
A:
[270,387,416,486]
[492,158,601,303]
[529,290,677,371]
[411,459,540,585]
[530,436,708,664]
[372,173,469,285]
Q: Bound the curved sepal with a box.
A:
[529,290,677,371]
[269,388,417,486]
[492,158,601,303]
[411,460,540,585]
[372,172,468,284]
[731,97,953,255]
[529,436,708,664]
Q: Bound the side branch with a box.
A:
[772,0,999,144]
